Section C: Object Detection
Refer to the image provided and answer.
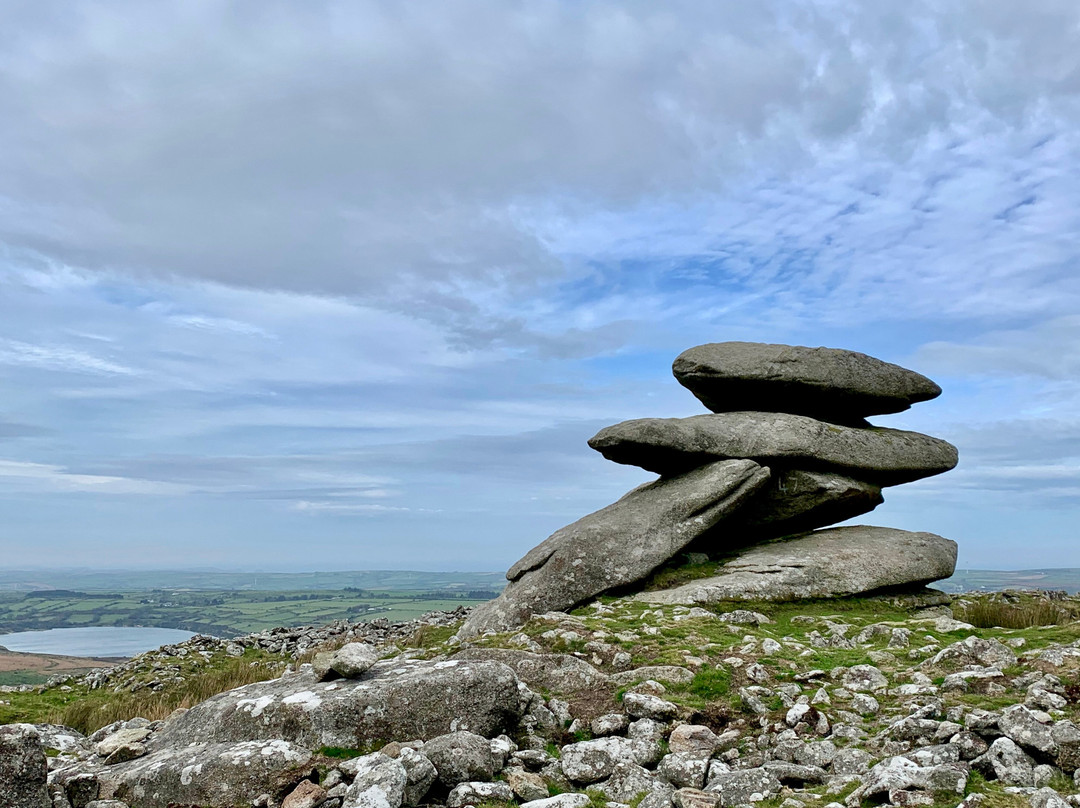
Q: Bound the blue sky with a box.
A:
[0,1,1078,571]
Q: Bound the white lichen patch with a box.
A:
[236,694,275,717]
[282,690,323,711]
[179,762,203,785]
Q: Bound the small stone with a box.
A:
[282,780,328,808]
[330,643,380,679]
[592,714,631,737]
[624,692,679,721]
[669,725,720,756]
[446,781,514,808]
[507,769,549,802]
[422,731,495,787]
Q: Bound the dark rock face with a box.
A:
[717,469,884,542]
[458,459,770,638]
[640,526,957,604]
[151,658,529,750]
[588,412,957,484]
[672,342,941,423]
[0,724,50,808]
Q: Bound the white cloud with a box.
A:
[0,2,1078,568]
[0,338,137,376]
[0,458,188,495]
[0,1,1077,307]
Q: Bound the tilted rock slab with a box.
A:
[638,525,957,604]
[151,658,529,750]
[588,412,957,484]
[672,342,941,423]
[457,459,770,639]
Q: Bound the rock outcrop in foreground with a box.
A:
[9,590,1080,808]
[462,342,958,638]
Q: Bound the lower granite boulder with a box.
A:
[150,658,529,751]
[99,740,313,808]
[639,525,957,605]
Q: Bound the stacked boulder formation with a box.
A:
[460,342,959,638]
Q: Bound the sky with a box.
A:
[0,1,1078,572]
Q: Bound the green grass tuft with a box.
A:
[956,598,1069,629]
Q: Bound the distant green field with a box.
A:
[0,588,498,638]
[939,569,1080,594]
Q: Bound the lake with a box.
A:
[0,626,198,658]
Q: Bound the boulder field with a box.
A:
[8,590,1080,808]
[462,342,959,639]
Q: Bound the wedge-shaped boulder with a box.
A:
[639,526,957,604]
[151,658,527,750]
[458,459,770,639]
[103,740,312,808]
[705,469,883,547]
[588,412,957,484]
[673,342,941,422]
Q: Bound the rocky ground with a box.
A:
[4,590,1080,808]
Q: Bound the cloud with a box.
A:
[1,1,1078,308]
[0,458,189,495]
[0,337,137,376]
[916,317,1080,380]
[0,3,1078,569]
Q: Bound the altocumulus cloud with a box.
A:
[0,1,1078,569]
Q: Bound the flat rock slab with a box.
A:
[150,658,527,750]
[458,460,770,639]
[588,412,957,484]
[638,525,957,604]
[672,342,941,422]
[101,740,312,808]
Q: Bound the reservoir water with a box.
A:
[0,626,198,658]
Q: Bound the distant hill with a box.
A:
[5,567,1080,595]
[0,569,506,592]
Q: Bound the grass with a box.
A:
[640,558,723,591]
[585,788,609,808]
[405,623,457,649]
[0,670,50,686]
[317,742,388,759]
[956,597,1070,629]
[686,667,732,701]
[55,654,285,734]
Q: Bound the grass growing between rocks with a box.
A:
[956,595,1073,629]
[0,648,289,733]
[56,652,285,734]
